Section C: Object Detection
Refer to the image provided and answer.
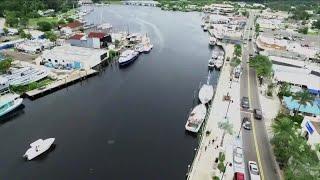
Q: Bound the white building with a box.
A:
[15,39,54,54]
[301,116,320,151]
[40,44,108,69]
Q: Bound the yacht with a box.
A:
[214,55,224,70]
[199,84,214,104]
[118,50,139,66]
[0,93,23,117]
[23,138,55,160]
[209,36,216,46]
[208,58,215,69]
[143,43,153,53]
[185,104,207,133]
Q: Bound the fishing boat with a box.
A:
[199,84,214,104]
[0,93,23,117]
[23,138,55,160]
[185,104,207,133]
[118,50,139,66]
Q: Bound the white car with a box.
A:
[233,147,244,166]
[248,161,261,180]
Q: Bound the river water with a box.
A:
[0,5,220,180]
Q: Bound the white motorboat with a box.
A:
[0,93,23,117]
[185,104,207,133]
[143,43,153,53]
[134,44,144,53]
[211,50,219,59]
[23,138,55,160]
[199,84,214,104]
[208,58,215,68]
[203,25,208,31]
[214,60,224,70]
[118,50,139,66]
[209,36,216,46]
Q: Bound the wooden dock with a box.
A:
[25,69,98,100]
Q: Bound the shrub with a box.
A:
[37,21,53,31]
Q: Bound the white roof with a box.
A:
[41,44,108,68]
[273,64,320,90]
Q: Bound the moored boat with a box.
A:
[209,36,216,46]
[118,50,139,66]
[185,104,207,133]
[199,84,214,104]
[23,138,55,160]
[0,93,23,117]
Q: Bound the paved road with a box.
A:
[240,11,280,180]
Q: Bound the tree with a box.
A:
[57,19,66,25]
[230,57,241,67]
[37,21,53,31]
[255,23,260,33]
[66,17,74,23]
[278,82,292,99]
[0,58,13,74]
[3,27,9,35]
[298,27,308,34]
[312,19,320,29]
[249,55,272,79]
[218,120,233,147]
[44,31,57,42]
[234,44,241,57]
[292,90,314,115]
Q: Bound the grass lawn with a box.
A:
[28,17,59,28]
[10,78,54,94]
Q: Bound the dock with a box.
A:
[25,69,98,100]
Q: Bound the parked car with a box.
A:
[233,147,244,166]
[241,97,250,109]
[233,172,245,180]
[248,161,261,180]
[253,109,262,120]
[242,117,251,130]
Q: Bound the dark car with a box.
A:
[253,109,262,120]
[241,97,250,109]
[242,117,251,130]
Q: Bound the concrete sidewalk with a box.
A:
[188,44,241,180]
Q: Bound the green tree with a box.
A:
[3,27,9,35]
[218,120,233,147]
[230,57,241,67]
[234,44,242,57]
[249,55,272,79]
[278,82,292,99]
[312,19,320,29]
[292,90,314,115]
[298,27,308,34]
[66,17,74,23]
[255,23,260,33]
[5,11,19,27]
[57,19,66,25]
[37,21,53,31]
[44,31,57,42]
[0,58,13,74]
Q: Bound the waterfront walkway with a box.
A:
[188,44,241,179]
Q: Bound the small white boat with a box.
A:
[203,25,208,31]
[214,60,224,70]
[201,22,205,27]
[211,50,219,59]
[209,36,216,46]
[208,58,215,68]
[118,50,139,66]
[134,44,144,53]
[23,138,55,160]
[199,84,214,104]
[0,93,23,117]
[185,104,207,133]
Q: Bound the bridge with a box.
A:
[122,1,160,7]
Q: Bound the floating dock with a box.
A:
[25,69,98,100]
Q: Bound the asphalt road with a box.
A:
[240,11,280,180]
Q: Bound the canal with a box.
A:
[0,5,220,180]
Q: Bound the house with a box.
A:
[67,32,111,49]
[301,116,320,152]
[60,20,84,36]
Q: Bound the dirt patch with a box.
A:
[1,49,38,64]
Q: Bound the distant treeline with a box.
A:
[0,0,78,27]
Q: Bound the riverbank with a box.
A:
[188,44,240,179]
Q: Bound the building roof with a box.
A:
[69,34,85,40]
[88,32,106,39]
[64,20,83,29]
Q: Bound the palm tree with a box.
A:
[292,90,314,115]
[218,120,233,147]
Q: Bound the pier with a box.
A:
[25,69,98,100]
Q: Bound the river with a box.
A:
[0,5,220,180]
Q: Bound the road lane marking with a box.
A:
[247,56,265,180]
